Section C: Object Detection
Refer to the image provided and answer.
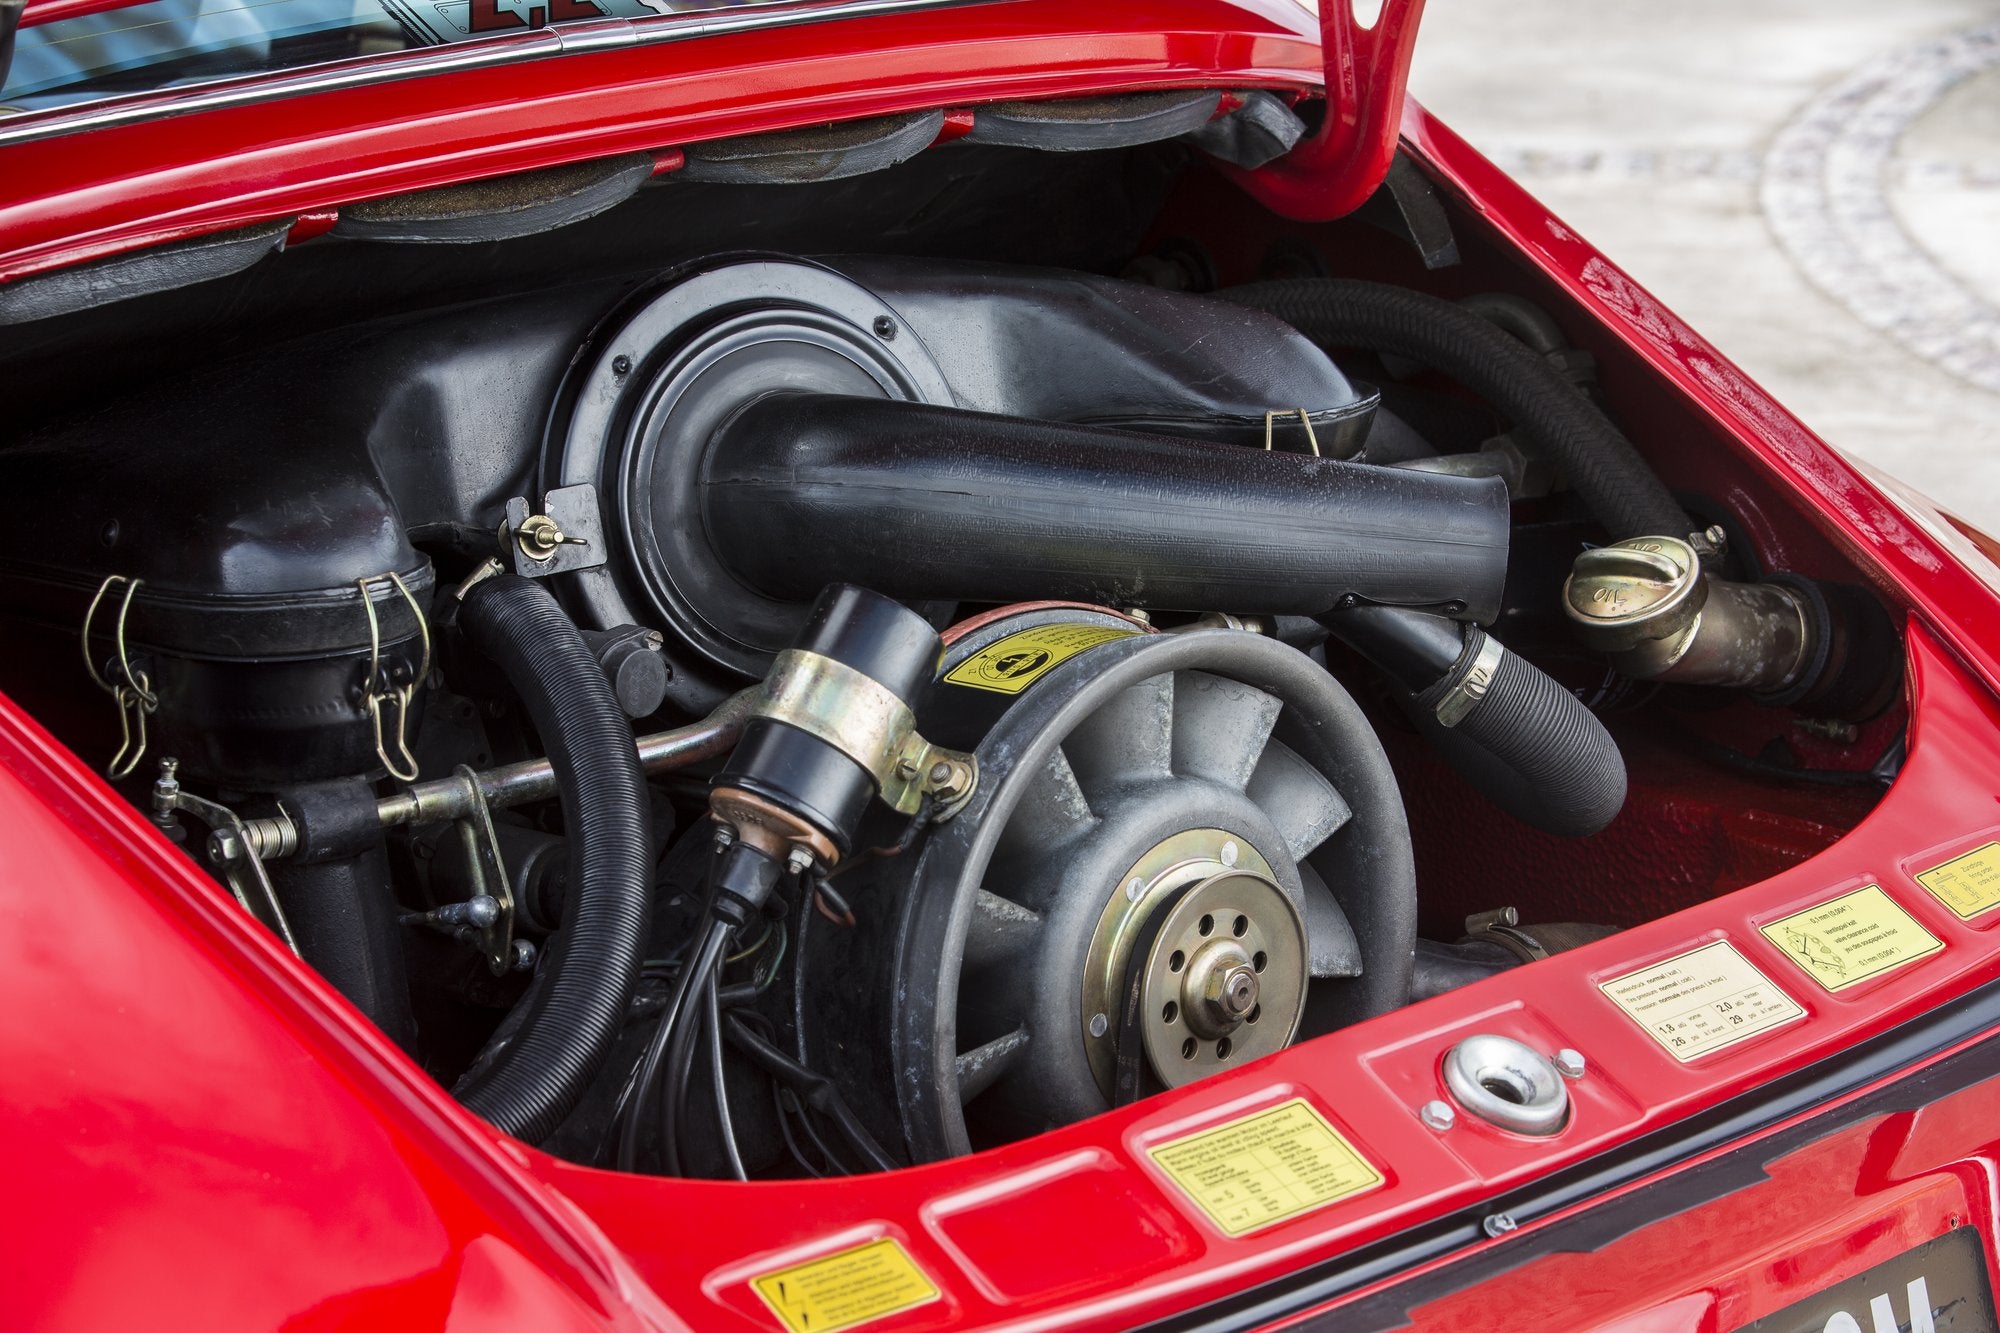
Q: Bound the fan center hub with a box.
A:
[1080,828,1310,1097]
[1185,942,1260,1037]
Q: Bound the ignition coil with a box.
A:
[704,583,973,922]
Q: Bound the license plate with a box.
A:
[1738,1228,1997,1333]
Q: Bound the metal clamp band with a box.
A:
[757,649,976,817]
[1433,633,1504,728]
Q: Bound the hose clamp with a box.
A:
[1434,633,1504,728]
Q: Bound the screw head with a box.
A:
[1553,1048,1587,1079]
[1419,1099,1456,1132]
[511,939,538,972]
[1088,1012,1109,1038]
[1482,1213,1519,1238]
[611,354,633,376]
[1220,840,1239,867]
[1126,877,1145,902]
[872,316,897,340]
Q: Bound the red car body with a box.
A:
[7,2,2000,1330]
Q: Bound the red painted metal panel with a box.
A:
[0,695,677,1332]
[0,0,1323,284]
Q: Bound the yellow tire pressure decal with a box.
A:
[1148,1098,1384,1238]
[1759,884,1942,992]
[751,1239,940,1333]
[1916,842,2000,919]
[1601,940,1805,1062]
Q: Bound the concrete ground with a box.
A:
[1407,1,2000,529]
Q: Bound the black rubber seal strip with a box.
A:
[1140,974,2000,1333]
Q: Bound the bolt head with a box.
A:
[1553,1048,1587,1079]
[1419,1099,1456,1132]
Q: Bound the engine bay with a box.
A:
[0,127,1907,1180]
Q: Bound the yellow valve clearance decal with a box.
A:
[1759,885,1942,992]
[750,1239,940,1333]
[1601,940,1805,1062]
[941,624,1138,695]
[1916,842,2000,919]
[1147,1099,1384,1237]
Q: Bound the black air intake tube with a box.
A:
[705,394,1513,622]
[1326,605,1627,837]
[452,575,652,1144]
[1222,280,1692,542]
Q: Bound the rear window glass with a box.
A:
[1,0,783,111]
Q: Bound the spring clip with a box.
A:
[358,571,432,783]
[80,574,157,779]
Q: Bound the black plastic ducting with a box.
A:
[1223,279,1691,541]
[1327,606,1627,837]
[705,393,1512,622]
[452,575,652,1144]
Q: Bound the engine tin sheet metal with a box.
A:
[1599,939,1807,1063]
[750,1239,941,1333]
[1757,883,1944,994]
[1144,1098,1384,1238]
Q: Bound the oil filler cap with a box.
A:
[1562,535,1705,653]
[1442,1034,1570,1136]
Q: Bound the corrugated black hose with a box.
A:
[1222,279,1692,542]
[1326,605,1627,837]
[452,575,652,1144]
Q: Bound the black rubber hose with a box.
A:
[452,575,652,1144]
[1413,633,1627,837]
[1222,279,1691,542]
[1327,606,1627,837]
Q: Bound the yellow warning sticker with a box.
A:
[751,1239,939,1333]
[1601,939,1805,1062]
[1147,1099,1384,1238]
[941,624,1138,695]
[1759,884,1943,992]
[1916,842,2000,919]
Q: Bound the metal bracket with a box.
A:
[149,759,300,957]
[755,649,977,819]
[441,764,517,975]
[503,483,608,578]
